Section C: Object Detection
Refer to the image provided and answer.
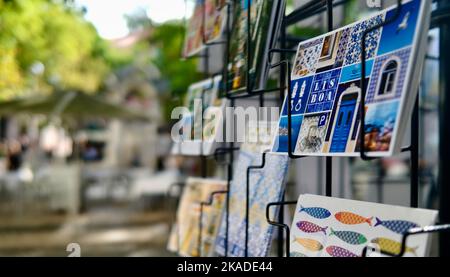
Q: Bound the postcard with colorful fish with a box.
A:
[290,194,438,257]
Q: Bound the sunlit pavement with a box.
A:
[0,207,176,257]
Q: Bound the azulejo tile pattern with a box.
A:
[366,47,412,104]
[343,14,385,66]
[335,29,351,67]
[293,38,324,78]
[215,151,289,257]
[215,151,257,257]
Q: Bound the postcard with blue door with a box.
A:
[271,0,431,157]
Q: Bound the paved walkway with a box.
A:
[0,207,175,257]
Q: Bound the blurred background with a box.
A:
[0,0,441,256]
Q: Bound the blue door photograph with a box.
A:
[330,92,359,153]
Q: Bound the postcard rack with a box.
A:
[215,0,339,257]
[263,0,450,258]
[171,0,450,257]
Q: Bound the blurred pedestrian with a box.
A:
[7,140,22,172]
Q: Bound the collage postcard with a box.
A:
[271,0,431,157]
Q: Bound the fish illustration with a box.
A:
[290,252,309,257]
[371,237,418,256]
[326,246,359,257]
[329,228,367,245]
[374,218,419,234]
[335,212,372,226]
[296,221,328,235]
[299,206,331,219]
[293,237,324,252]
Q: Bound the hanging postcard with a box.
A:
[171,75,226,156]
[227,0,285,93]
[290,194,438,257]
[183,0,205,57]
[167,178,227,257]
[215,121,289,257]
[271,0,431,157]
[204,0,228,43]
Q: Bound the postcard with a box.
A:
[167,178,227,257]
[171,76,226,156]
[183,0,205,57]
[227,0,284,93]
[215,146,290,257]
[271,0,431,157]
[290,194,438,257]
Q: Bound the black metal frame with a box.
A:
[362,224,450,257]
[263,0,450,258]
[175,0,450,257]
[266,200,298,257]
[357,0,421,208]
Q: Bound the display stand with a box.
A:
[171,0,246,256]
[173,0,450,257]
[266,200,298,257]
[264,0,450,258]
[358,0,420,208]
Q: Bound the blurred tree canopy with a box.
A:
[104,11,201,121]
[121,7,201,122]
[0,0,128,100]
[149,22,200,97]
[149,22,202,121]
[0,0,203,122]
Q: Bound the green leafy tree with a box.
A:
[148,22,202,121]
[0,0,125,100]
